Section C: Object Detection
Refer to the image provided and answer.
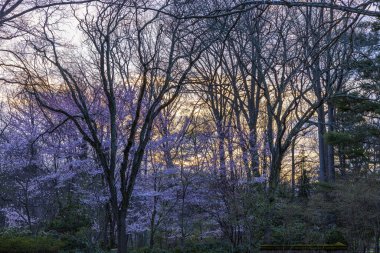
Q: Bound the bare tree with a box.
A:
[0,1,215,252]
[153,0,380,19]
[0,0,95,26]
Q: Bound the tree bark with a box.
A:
[317,104,327,182]
[327,102,335,182]
[117,210,128,253]
[291,138,296,198]
[375,231,380,253]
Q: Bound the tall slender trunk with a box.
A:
[180,191,186,251]
[241,140,251,179]
[106,202,116,248]
[375,231,380,253]
[24,185,33,232]
[249,32,261,178]
[327,102,335,182]
[180,162,187,251]
[117,210,128,253]
[325,3,335,183]
[312,52,328,183]
[234,103,251,179]
[149,193,157,248]
[291,139,296,198]
[268,150,282,197]
[227,134,236,180]
[149,211,156,249]
[249,129,260,177]
[317,104,327,182]
[216,121,227,180]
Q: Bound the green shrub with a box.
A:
[47,204,97,252]
[325,229,347,245]
[0,235,65,253]
[183,241,229,253]
[48,205,90,234]
[129,241,231,253]
[130,247,173,253]
[260,243,348,251]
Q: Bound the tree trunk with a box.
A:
[216,122,227,180]
[317,105,327,182]
[117,210,128,253]
[180,194,186,251]
[149,213,156,249]
[106,202,116,248]
[327,102,335,182]
[234,106,251,179]
[313,58,328,183]
[249,131,260,177]
[291,138,296,198]
[269,151,282,197]
[227,135,236,180]
[149,188,158,249]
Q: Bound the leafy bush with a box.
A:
[0,235,65,253]
[130,248,171,253]
[325,229,347,244]
[129,241,231,253]
[47,204,97,252]
[48,205,90,234]
[182,241,230,253]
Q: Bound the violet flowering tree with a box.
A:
[0,93,48,231]
[0,1,216,251]
[123,97,197,248]
[0,91,103,233]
